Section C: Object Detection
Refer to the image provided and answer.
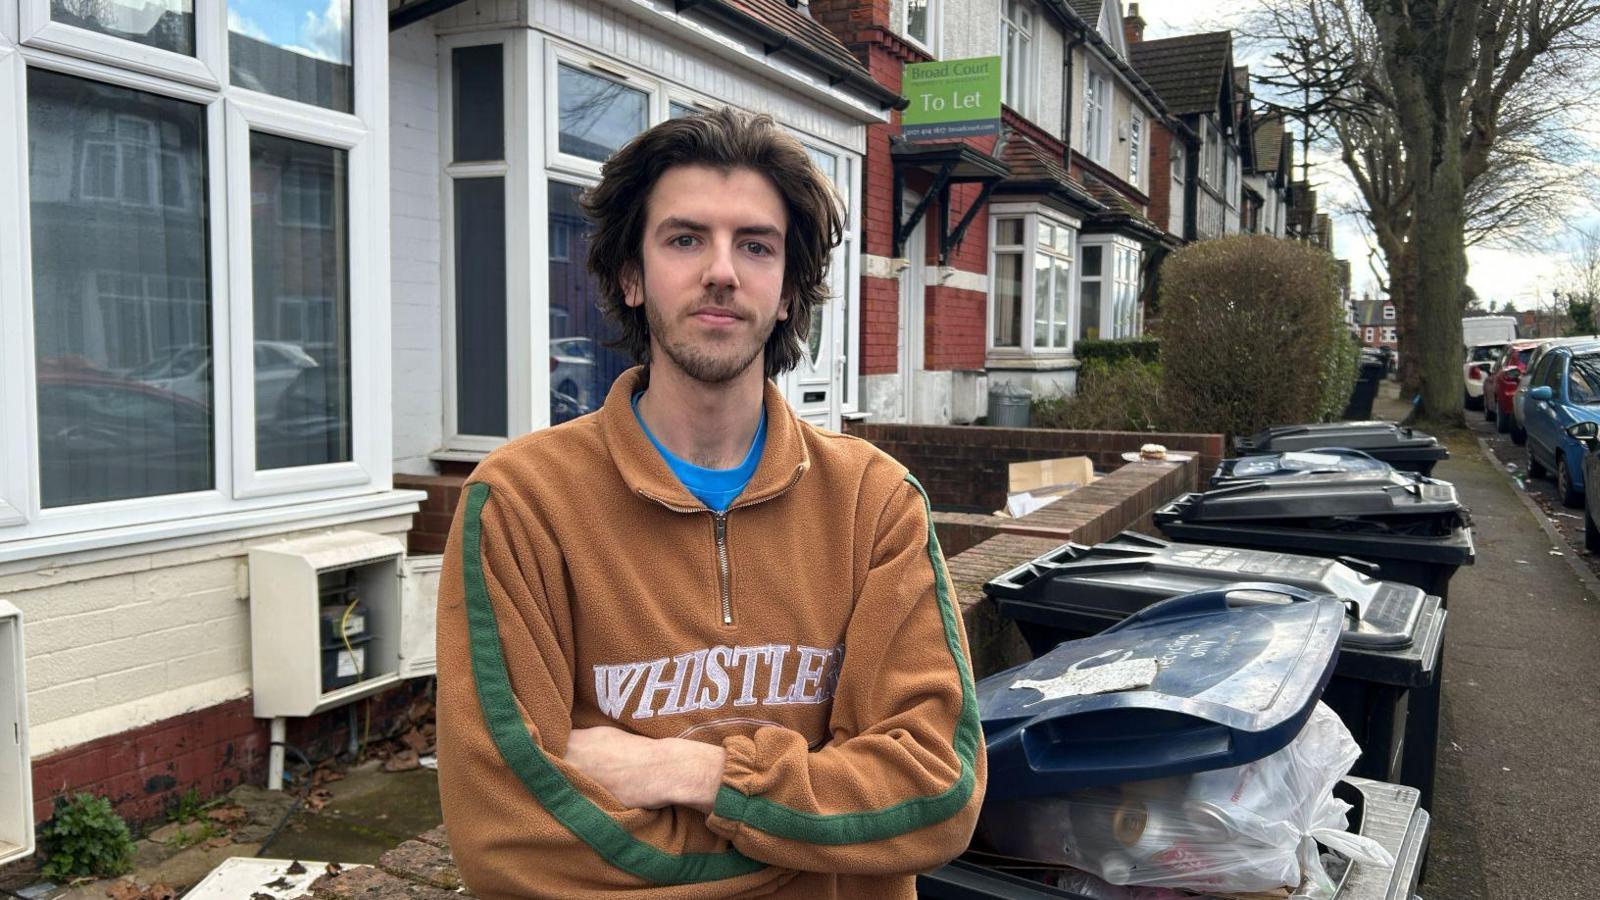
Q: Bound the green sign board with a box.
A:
[901,56,1002,141]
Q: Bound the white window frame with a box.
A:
[20,0,225,90]
[3,0,392,546]
[1082,66,1108,165]
[439,30,526,452]
[1128,109,1143,189]
[1366,327,1375,342]
[1382,326,1396,343]
[544,43,659,181]
[1077,235,1141,342]
[986,203,1080,358]
[902,0,941,57]
[1000,0,1035,119]
[1383,305,1395,320]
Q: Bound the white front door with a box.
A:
[898,197,926,422]
[779,145,853,430]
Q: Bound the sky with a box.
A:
[1130,0,1600,310]
[227,0,351,65]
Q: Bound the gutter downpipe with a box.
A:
[1064,29,1086,160]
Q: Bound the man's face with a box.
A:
[625,164,789,385]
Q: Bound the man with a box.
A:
[436,108,984,898]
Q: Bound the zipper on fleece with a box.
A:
[712,511,733,625]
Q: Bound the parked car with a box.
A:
[1463,341,1508,410]
[1487,339,1542,429]
[1522,342,1600,507]
[550,336,598,411]
[1511,336,1600,445]
[1569,421,1600,551]
[136,340,317,412]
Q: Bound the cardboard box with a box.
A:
[998,457,1097,518]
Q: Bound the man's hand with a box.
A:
[565,726,726,814]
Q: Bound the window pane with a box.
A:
[558,65,648,162]
[1081,244,1102,278]
[250,133,351,470]
[993,252,1022,347]
[906,0,929,45]
[1079,281,1101,341]
[455,178,508,436]
[1053,259,1070,347]
[996,218,1023,246]
[549,182,633,423]
[28,70,213,508]
[669,101,698,119]
[52,0,194,55]
[1033,253,1050,348]
[453,45,504,163]
[1052,224,1070,254]
[229,0,353,113]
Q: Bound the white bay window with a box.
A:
[988,208,1078,356]
[1,0,392,554]
[1078,236,1141,341]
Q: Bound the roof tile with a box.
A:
[1128,31,1232,115]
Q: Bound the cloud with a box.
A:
[227,9,270,43]
[298,0,351,64]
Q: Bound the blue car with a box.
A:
[1523,341,1600,507]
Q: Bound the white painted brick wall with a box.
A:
[391,18,444,476]
[6,514,413,756]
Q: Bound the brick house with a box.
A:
[1355,297,1400,350]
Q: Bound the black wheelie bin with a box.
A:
[1235,422,1448,476]
[983,532,1446,810]
[1153,470,1475,603]
[1210,448,1397,489]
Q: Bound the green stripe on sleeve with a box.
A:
[710,473,981,844]
[460,482,765,884]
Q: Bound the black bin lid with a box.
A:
[1235,422,1447,462]
[985,532,1425,650]
[978,585,1344,800]
[1213,448,1397,486]
[1169,473,1466,524]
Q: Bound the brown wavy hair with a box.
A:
[580,107,844,378]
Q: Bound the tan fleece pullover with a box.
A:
[435,367,985,898]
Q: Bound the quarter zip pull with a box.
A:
[713,511,733,625]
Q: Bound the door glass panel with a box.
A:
[557,65,647,162]
[28,70,213,507]
[229,0,354,113]
[52,0,194,55]
[250,133,352,470]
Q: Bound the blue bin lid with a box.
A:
[1214,448,1397,486]
[978,585,1344,801]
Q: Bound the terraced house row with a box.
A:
[0,0,1328,853]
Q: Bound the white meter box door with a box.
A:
[0,600,34,866]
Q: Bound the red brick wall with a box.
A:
[923,285,986,370]
[394,473,468,554]
[1148,121,1175,236]
[862,274,899,374]
[845,420,1223,511]
[28,681,429,831]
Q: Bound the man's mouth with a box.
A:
[691,307,743,324]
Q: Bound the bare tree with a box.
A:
[1562,223,1600,304]
[1242,0,1600,423]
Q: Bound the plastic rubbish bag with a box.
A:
[977,703,1394,897]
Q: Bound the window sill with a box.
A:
[0,489,426,571]
[985,354,1080,371]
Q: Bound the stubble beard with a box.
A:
[645,293,778,385]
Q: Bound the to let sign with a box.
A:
[901,56,1002,141]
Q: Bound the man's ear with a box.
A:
[778,287,791,322]
[622,263,643,309]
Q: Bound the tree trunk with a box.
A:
[1409,147,1468,429]
[1389,245,1422,399]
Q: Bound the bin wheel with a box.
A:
[1587,508,1600,554]
[1497,408,1512,433]
[1528,446,1547,480]
[1559,457,1583,509]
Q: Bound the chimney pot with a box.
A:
[1123,3,1146,44]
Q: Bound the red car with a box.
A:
[1488,340,1543,431]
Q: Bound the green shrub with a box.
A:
[39,793,135,880]
[1074,337,1161,367]
[1156,235,1350,439]
[1033,357,1168,432]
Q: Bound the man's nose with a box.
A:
[702,238,740,291]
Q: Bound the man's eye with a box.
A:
[670,235,699,248]
[744,242,773,256]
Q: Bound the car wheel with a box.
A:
[1559,457,1583,508]
[1528,445,1547,479]
[1497,409,1512,433]
[1484,402,1495,421]
[1588,508,1600,554]
[1512,420,1527,445]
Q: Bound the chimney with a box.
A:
[1123,2,1145,44]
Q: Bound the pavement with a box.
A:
[1373,387,1600,898]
